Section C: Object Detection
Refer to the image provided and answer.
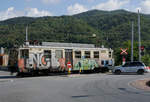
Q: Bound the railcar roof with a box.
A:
[42,42,95,48]
[19,45,112,51]
[20,42,113,51]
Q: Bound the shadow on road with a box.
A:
[71,95,91,98]
[0,67,9,72]
[107,73,144,75]
[0,75,16,79]
[118,88,140,94]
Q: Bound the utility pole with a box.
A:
[138,10,141,62]
[25,26,29,46]
[26,26,28,42]
[131,21,134,62]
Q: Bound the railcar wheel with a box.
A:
[114,70,121,75]
[137,69,144,75]
[16,72,24,77]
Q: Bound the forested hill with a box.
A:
[74,10,150,47]
[0,9,150,48]
[0,9,150,65]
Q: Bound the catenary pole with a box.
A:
[131,21,134,62]
[138,10,141,62]
[26,26,28,42]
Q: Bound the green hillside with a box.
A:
[0,9,150,65]
[75,10,150,47]
[0,16,99,48]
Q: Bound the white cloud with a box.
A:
[41,0,60,4]
[26,8,52,17]
[0,7,52,21]
[0,7,24,21]
[67,3,88,15]
[140,0,150,14]
[92,0,129,11]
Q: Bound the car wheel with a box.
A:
[137,69,144,75]
[114,70,121,75]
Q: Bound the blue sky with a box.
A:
[0,0,150,21]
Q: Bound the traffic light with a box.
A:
[141,51,144,56]
[140,46,144,56]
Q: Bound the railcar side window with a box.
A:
[55,50,63,59]
[85,51,91,58]
[75,51,81,58]
[44,50,51,58]
[20,49,29,58]
[94,51,99,58]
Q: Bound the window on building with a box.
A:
[85,51,91,58]
[94,51,99,58]
[75,51,81,58]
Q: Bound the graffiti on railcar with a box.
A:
[28,53,51,68]
[58,58,66,70]
[74,59,99,70]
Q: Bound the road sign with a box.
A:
[122,56,126,65]
[120,48,128,55]
[67,61,72,74]
[140,46,145,56]
[67,61,72,69]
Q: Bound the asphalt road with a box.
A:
[0,71,150,102]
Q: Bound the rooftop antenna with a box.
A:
[138,10,141,62]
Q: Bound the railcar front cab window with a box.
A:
[20,49,29,58]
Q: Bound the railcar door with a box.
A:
[65,49,73,69]
[8,48,19,72]
[0,56,3,65]
[19,49,29,68]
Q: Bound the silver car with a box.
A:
[113,62,146,75]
